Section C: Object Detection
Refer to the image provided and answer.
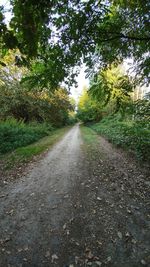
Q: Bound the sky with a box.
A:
[0,0,11,23]
[70,65,89,103]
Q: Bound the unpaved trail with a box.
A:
[0,124,149,267]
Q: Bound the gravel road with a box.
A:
[0,124,149,267]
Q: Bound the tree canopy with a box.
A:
[0,0,150,88]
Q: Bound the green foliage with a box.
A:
[77,88,102,123]
[67,110,78,125]
[1,1,150,86]
[0,6,18,57]
[0,52,74,126]
[1,127,69,171]
[77,65,134,124]
[90,64,133,113]
[133,99,150,121]
[0,84,73,127]
[90,116,150,161]
[0,119,54,154]
[0,51,75,157]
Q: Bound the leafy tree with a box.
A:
[77,87,102,123]
[0,80,73,126]
[1,0,149,87]
[0,6,18,59]
[90,64,133,114]
[0,51,74,125]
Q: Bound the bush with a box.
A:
[0,119,54,154]
[133,99,150,121]
[90,115,150,161]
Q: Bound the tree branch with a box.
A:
[98,31,150,42]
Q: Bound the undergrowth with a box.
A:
[0,119,54,154]
[0,127,69,172]
[90,116,150,161]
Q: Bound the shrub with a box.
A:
[90,116,150,161]
[0,119,54,154]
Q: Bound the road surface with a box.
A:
[0,124,149,267]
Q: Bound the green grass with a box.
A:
[0,127,70,171]
[89,116,150,161]
[80,125,99,146]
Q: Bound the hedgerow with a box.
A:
[90,116,150,161]
[0,119,54,154]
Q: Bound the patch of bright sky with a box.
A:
[0,0,12,24]
[70,65,89,104]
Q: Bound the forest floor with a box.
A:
[0,124,149,267]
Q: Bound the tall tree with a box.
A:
[90,64,133,112]
[77,87,102,122]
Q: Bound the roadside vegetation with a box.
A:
[90,116,150,161]
[0,127,69,174]
[77,66,150,161]
[0,119,54,154]
[0,51,76,156]
[0,1,150,163]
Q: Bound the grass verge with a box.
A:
[0,127,70,173]
[80,125,99,146]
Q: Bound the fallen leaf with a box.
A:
[117,231,123,239]
[75,256,79,264]
[63,223,67,230]
[95,261,102,266]
[17,248,23,253]
[45,251,50,258]
[85,248,94,260]
[24,245,29,251]
[0,237,11,244]
[6,209,14,216]
[67,230,70,235]
[107,256,111,262]
[64,195,69,199]
[141,259,146,265]
[127,208,132,214]
[51,254,58,263]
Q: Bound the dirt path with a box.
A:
[0,124,149,267]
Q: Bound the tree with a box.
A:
[90,64,133,114]
[1,0,149,87]
[0,51,73,125]
[77,87,102,123]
